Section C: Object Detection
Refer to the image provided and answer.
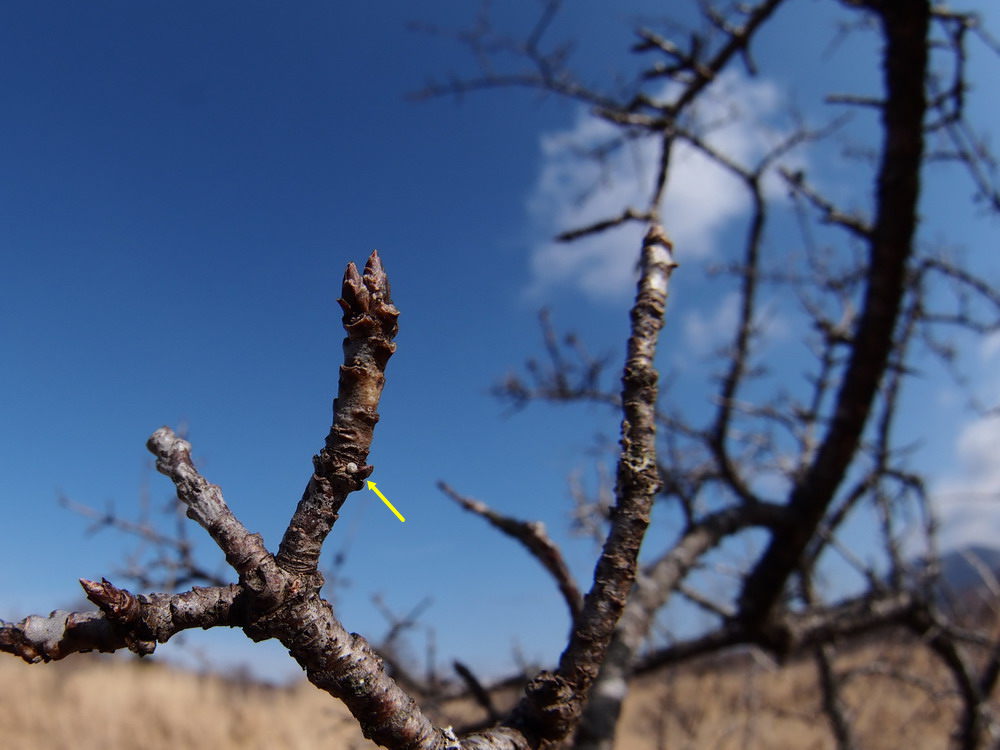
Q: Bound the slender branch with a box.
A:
[438,482,583,623]
[825,93,884,108]
[708,179,766,507]
[0,581,244,663]
[510,225,677,746]
[554,207,654,242]
[814,643,858,750]
[916,615,987,750]
[146,428,285,604]
[662,0,788,119]
[574,500,786,749]
[59,493,229,589]
[277,250,400,576]
[455,660,502,724]
[779,168,874,240]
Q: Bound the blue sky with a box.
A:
[2,2,999,682]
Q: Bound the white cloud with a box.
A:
[524,70,797,301]
[980,331,1000,361]
[681,291,790,359]
[933,414,1000,551]
[683,292,741,355]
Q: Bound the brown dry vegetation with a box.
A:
[0,656,376,750]
[619,644,963,749]
[1,626,988,750]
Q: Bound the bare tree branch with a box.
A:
[438,481,583,624]
[1,581,243,663]
[454,660,502,724]
[738,2,932,628]
[276,251,400,578]
[146,428,287,604]
[813,643,858,750]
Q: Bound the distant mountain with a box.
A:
[894,545,1000,619]
[938,545,1000,594]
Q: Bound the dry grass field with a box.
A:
[0,630,987,749]
[0,656,376,750]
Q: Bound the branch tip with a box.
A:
[338,252,398,336]
[364,250,396,314]
[340,262,371,315]
[80,578,141,623]
[643,224,674,252]
[364,249,387,286]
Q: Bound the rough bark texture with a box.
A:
[507,225,677,748]
[573,502,787,750]
[246,593,444,749]
[146,427,292,610]
[0,582,244,662]
[277,251,400,578]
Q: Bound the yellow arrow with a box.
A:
[367,481,406,522]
